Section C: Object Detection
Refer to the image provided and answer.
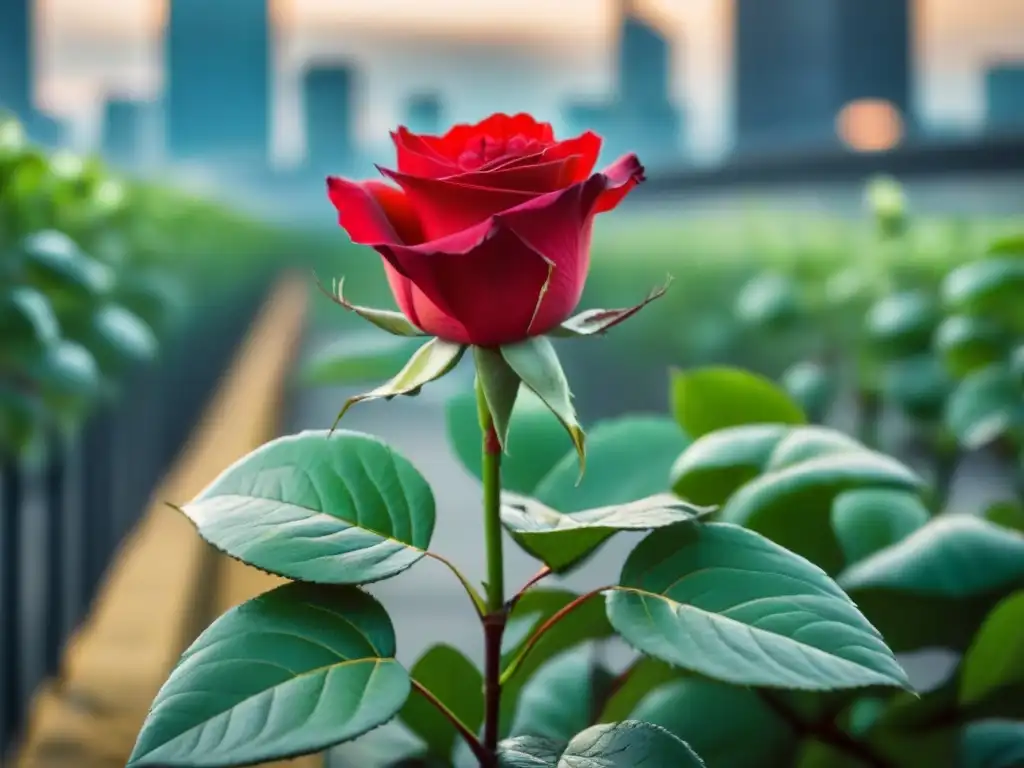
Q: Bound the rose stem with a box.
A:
[477,378,507,761]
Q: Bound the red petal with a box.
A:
[377,166,536,241]
[391,128,459,179]
[592,153,646,213]
[327,176,426,245]
[431,112,555,160]
[543,131,602,181]
[445,155,581,194]
[375,219,554,347]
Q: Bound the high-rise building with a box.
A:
[733,0,912,153]
[985,65,1024,131]
[0,0,32,120]
[302,63,356,173]
[164,0,271,166]
[579,0,681,164]
[101,98,151,166]
[403,92,443,136]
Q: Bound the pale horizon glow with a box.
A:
[33,0,1024,161]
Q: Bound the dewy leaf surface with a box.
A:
[128,582,410,767]
[501,492,710,572]
[606,522,911,691]
[180,430,435,585]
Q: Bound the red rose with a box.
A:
[327,112,644,347]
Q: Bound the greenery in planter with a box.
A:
[0,112,317,461]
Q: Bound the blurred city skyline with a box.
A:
[35,0,1024,163]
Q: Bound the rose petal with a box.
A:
[591,153,646,213]
[376,219,554,347]
[543,131,602,181]
[391,128,459,178]
[326,177,424,245]
[446,155,581,194]
[377,166,536,241]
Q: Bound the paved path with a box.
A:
[282,331,1015,767]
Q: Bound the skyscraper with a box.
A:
[985,65,1024,131]
[403,93,443,136]
[0,0,32,120]
[733,0,912,152]
[164,0,271,166]
[302,64,356,174]
[101,98,151,167]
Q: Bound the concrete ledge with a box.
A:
[14,275,322,768]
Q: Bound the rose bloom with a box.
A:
[327,113,644,347]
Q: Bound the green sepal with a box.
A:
[474,346,521,449]
[315,274,427,336]
[333,338,465,428]
[549,279,671,338]
[500,337,585,481]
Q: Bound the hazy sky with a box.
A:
[35,0,1024,162]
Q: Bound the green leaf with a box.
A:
[606,522,911,691]
[945,364,1024,450]
[762,426,863,472]
[986,233,1024,257]
[549,281,670,337]
[399,644,483,761]
[670,366,806,438]
[532,415,688,512]
[831,488,931,565]
[70,303,157,373]
[497,737,565,767]
[127,582,411,766]
[0,286,59,362]
[20,229,113,303]
[510,648,614,740]
[838,515,1024,652]
[881,354,953,423]
[864,290,939,359]
[735,272,804,330]
[670,424,790,506]
[597,658,684,723]
[315,275,426,336]
[502,415,692,571]
[960,590,1024,711]
[780,361,834,422]
[299,333,422,386]
[498,721,705,768]
[445,387,569,495]
[719,450,924,575]
[942,258,1024,331]
[500,588,614,737]
[335,337,466,424]
[31,339,101,414]
[501,336,585,476]
[632,678,798,768]
[935,314,1010,378]
[474,346,521,449]
[500,492,710,573]
[180,429,435,585]
[984,500,1024,534]
[959,720,1024,768]
[0,385,44,457]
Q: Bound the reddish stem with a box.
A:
[507,565,552,611]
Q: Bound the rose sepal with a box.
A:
[314,274,427,337]
[549,278,672,338]
[331,337,465,429]
[498,336,586,482]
